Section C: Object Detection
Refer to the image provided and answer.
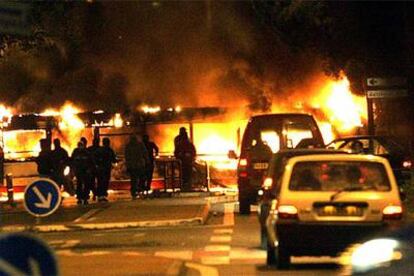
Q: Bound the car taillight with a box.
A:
[402,160,412,169]
[262,177,273,190]
[238,158,248,178]
[239,158,247,167]
[277,205,298,219]
[382,205,403,220]
[239,171,248,178]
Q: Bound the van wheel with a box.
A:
[266,243,277,266]
[260,227,268,250]
[277,247,290,269]
[239,199,250,215]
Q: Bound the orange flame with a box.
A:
[312,76,367,134]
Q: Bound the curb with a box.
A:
[0,203,211,233]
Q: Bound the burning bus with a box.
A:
[0,104,241,199]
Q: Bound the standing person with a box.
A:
[142,134,159,197]
[96,137,117,202]
[174,127,188,149]
[80,137,88,147]
[51,138,73,194]
[36,138,54,178]
[174,130,196,192]
[71,141,95,205]
[125,135,149,199]
[87,138,100,201]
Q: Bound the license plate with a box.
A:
[317,205,363,216]
[253,162,268,170]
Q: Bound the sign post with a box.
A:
[23,178,62,218]
[365,77,408,136]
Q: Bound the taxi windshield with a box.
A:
[289,161,391,191]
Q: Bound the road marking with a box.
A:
[133,233,145,238]
[186,262,219,276]
[201,256,230,265]
[155,250,193,261]
[229,248,266,259]
[122,251,145,256]
[74,209,102,223]
[204,245,231,252]
[213,228,233,234]
[223,203,234,226]
[210,235,232,243]
[48,239,79,249]
[60,240,80,249]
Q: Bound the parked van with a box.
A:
[237,113,324,214]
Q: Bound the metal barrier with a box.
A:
[154,157,182,193]
[6,173,15,206]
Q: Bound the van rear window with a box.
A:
[289,161,391,191]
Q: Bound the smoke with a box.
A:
[89,1,325,113]
[1,1,327,114]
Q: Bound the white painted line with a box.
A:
[74,209,102,223]
[185,262,219,276]
[60,240,80,249]
[81,251,111,256]
[210,235,232,243]
[155,250,193,261]
[36,225,70,232]
[229,248,266,259]
[201,256,230,265]
[204,245,231,252]
[133,233,145,238]
[122,251,145,256]
[213,228,233,234]
[223,203,234,226]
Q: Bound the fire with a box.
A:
[311,76,367,134]
[0,105,13,128]
[112,113,124,128]
[45,102,85,151]
[141,105,161,114]
[3,129,44,160]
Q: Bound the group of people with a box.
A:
[123,127,196,198]
[36,136,117,205]
[124,134,159,199]
[36,126,196,203]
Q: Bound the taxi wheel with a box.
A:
[239,199,250,215]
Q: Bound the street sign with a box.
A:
[366,89,409,99]
[0,233,58,275]
[0,2,31,36]
[366,77,407,87]
[24,178,61,217]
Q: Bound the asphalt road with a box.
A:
[32,202,347,275]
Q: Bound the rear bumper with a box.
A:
[273,221,399,256]
[237,177,261,203]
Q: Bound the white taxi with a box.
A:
[265,154,403,269]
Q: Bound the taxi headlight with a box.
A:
[351,238,402,273]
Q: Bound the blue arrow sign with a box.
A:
[24,178,61,217]
[0,233,58,276]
